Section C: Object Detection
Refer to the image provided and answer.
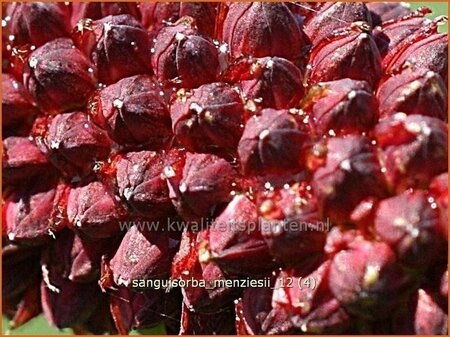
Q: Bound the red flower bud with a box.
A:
[222,3,308,61]
[304,2,372,46]
[201,195,274,277]
[7,2,71,47]
[383,18,448,82]
[373,8,431,56]
[71,2,140,28]
[40,274,102,329]
[2,73,38,129]
[170,82,244,152]
[303,78,378,136]
[238,108,310,175]
[236,278,295,334]
[328,235,410,318]
[44,229,118,283]
[307,27,382,87]
[89,75,172,146]
[258,182,326,266]
[109,226,178,287]
[312,136,387,223]
[374,190,444,268]
[114,149,185,219]
[374,114,448,192]
[223,56,304,110]
[108,286,180,334]
[39,111,112,177]
[151,17,219,89]
[4,178,69,246]
[377,68,447,120]
[139,2,217,37]
[168,153,236,222]
[3,136,53,186]
[367,2,412,27]
[73,15,151,85]
[394,289,448,334]
[23,38,96,114]
[172,230,236,313]
[67,180,125,239]
[273,262,350,333]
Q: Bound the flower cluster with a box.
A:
[2,2,448,335]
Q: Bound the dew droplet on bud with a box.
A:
[163,166,176,178]
[189,102,203,114]
[28,57,38,68]
[175,32,185,41]
[103,22,112,32]
[259,129,270,140]
[179,183,187,193]
[113,98,124,109]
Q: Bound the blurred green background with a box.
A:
[1,1,448,335]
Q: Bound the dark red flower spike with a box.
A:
[2,2,449,334]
